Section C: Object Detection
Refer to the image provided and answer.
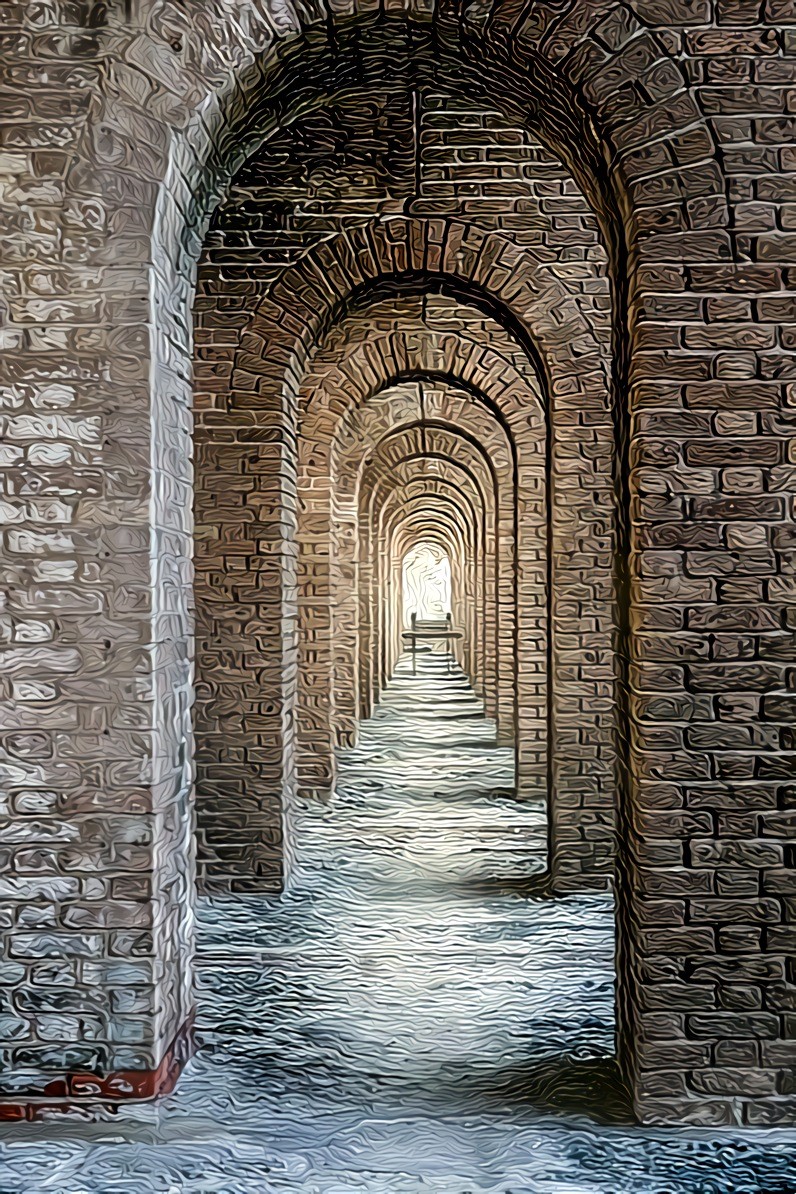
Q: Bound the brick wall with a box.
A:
[0,0,794,1126]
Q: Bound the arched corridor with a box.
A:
[2,2,796,1176]
[5,664,796,1189]
[193,178,617,898]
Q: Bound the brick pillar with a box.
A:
[548,368,617,893]
[515,437,547,803]
[617,254,796,1126]
[194,427,296,887]
[193,265,300,885]
[331,500,360,750]
[0,155,197,1106]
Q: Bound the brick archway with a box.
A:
[1,0,793,1128]
[195,223,615,889]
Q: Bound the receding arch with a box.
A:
[2,0,789,1135]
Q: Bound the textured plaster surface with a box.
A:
[1,657,796,1190]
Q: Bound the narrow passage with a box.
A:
[194,654,618,1180]
[6,660,796,1192]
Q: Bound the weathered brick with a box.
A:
[0,0,792,1133]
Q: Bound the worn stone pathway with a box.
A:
[1,655,796,1192]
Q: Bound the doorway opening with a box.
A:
[402,541,453,627]
[189,26,620,1142]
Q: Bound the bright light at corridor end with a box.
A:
[402,541,452,627]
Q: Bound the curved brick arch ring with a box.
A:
[244,217,608,417]
[371,475,482,706]
[287,293,609,868]
[179,5,722,271]
[366,462,488,723]
[355,414,510,733]
[360,428,506,772]
[198,231,616,900]
[298,316,538,717]
[385,491,479,680]
[297,311,538,752]
[320,377,516,729]
[388,501,480,696]
[294,317,529,764]
[299,412,496,790]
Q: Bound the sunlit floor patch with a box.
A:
[2,657,796,1192]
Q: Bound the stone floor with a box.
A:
[2,655,796,1192]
